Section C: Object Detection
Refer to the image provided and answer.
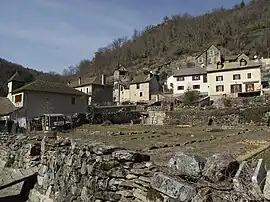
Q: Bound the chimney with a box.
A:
[78,77,81,85]
[148,71,153,79]
[101,74,106,85]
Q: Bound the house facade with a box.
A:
[207,59,262,98]
[195,45,221,67]
[129,73,161,103]
[69,75,113,105]
[7,73,88,119]
[167,67,208,96]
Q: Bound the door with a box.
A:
[245,83,254,92]
[230,84,242,93]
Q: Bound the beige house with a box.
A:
[129,73,161,103]
[113,68,162,104]
[7,73,89,119]
[69,75,113,105]
[207,58,262,98]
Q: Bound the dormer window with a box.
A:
[217,62,224,69]
[240,59,247,66]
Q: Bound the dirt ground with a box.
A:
[60,124,270,166]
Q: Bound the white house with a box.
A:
[7,72,89,120]
[167,67,208,96]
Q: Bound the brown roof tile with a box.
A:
[12,80,88,96]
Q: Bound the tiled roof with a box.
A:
[69,76,100,87]
[8,71,25,83]
[223,55,239,61]
[12,80,88,96]
[173,67,206,77]
[129,74,152,84]
[207,60,261,72]
[0,97,18,116]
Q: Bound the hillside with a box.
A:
[72,0,270,78]
[0,58,64,96]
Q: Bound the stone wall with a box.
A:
[1,134,270,201]
[166,105,270,126]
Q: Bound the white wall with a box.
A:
[207,68,262,97]
[166,75,174,90]
[169,74,208,95]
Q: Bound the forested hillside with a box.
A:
[0,58,63,96]
[67,0,270,77]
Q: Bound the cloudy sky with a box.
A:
[0,0,248,73]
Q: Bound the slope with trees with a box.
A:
[67,0,270,77]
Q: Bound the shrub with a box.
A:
[183,87,200,106]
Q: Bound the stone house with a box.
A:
[207,58,262,99]
[129,73,161,103]
[167,67,208,96]
[113,65,131,104]
[69,75,113,106]
[195,45,221,67]
[7,73,89,119]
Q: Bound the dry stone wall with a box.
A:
[166,105,270,127]
[2,134,270,201]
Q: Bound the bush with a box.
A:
[221,97,233,107]
[183,88,200,106]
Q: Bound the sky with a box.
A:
[0,0,248,73]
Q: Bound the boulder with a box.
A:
[168,152,206,178]
[202,153,239,182]
[151,172,196,201]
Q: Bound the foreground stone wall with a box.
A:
[2,134,270,201]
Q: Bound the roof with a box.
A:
[8,71,25,83]
[173,67,206,77]
[129,74,152,84]
[12,80,88,96]
[207,60,261,73]
[223,55,239,61]
[0,97,18,116]
[69,76,100,88]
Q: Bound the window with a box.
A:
[216,85,224,92]
[233,74,241,80]
[80,89,82,92]
[246,83,254,92]
[192,75,200,81]
[247,73,252,79]
[231,84,242,93]
[121,86,124,91]
[198,57,203,63]
[140,92,143,97]
[71,97,76,105]
[86,88,89,93]
[240,59,247,66]
[119,71,125,76]
[177,86,184,90]
[209,50,213,55]
[216,76,223,81]
[136,84,140,89]
[193,85,200,90]
[203,75,207,83]
[15,94,22,103]
[208,57,212,64]
[177,76,185,81]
